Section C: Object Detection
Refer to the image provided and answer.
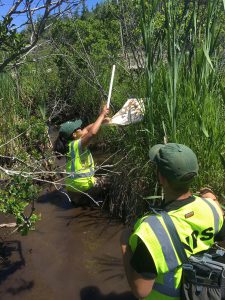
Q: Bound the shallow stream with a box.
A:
[0,127,137,300]
[0,189,136,300]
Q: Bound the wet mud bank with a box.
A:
[0,189,137,300]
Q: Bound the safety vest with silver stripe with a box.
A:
[65,140,95,191]
[129,196,224,300]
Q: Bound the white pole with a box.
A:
[106,65,115,108]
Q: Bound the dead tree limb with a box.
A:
[0,0,82,72]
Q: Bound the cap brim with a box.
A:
[149,144,164,161]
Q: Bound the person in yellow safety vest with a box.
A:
[120,143,225,300]
[53,105,110,204]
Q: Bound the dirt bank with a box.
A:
[0,189,136,300]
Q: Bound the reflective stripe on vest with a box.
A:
[154,271,180,297]
[129,196,224,300]
[145,215,179,271]
[201,197,220,233]
[69,140,95,179]
[144,215,180,297]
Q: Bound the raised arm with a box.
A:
[83,123,94,132]
[81,105,109,148]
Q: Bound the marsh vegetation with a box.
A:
[0,0,224,230]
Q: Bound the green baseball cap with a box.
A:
[149,143,198,182]
[59,119,82,139]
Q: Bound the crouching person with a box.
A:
[54,105,110,205]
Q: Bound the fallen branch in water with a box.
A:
[0,148,132,207]
[0,166,100,206]
[0,223,17,229]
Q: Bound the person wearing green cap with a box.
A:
[120,143,225,300]
[54,105,110,204]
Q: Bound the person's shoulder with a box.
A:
[132,214,151,229]
[199,187,217,200]
[197,194,224,219]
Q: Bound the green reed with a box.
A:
[140,0,225,194]
[108,0,225,221]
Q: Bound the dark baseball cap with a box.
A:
[59,119,82,139]
[149,143,198,182]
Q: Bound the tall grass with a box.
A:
[0,68,51,174]
[0,73,19,159]
[108,0,225,221]
[142,0,225,192]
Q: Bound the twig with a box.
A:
[0,223,17,229]
[0,1,82,72]
[0,127,31,149]
[0,165,100,206]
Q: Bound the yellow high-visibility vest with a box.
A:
[129,196,224,300]
[65,139,95,192]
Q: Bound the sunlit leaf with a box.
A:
[200,121,209,138]
[203,45,214,70]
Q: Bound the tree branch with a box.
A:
[0,0,82,72]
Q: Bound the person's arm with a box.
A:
[200,187,217,200]
[81,105,109,148]
[120,228,155,299]
[200,188,225,242]
[83,117,111,132]
[83,123,94,132]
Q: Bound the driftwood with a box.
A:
[0,223,17,229]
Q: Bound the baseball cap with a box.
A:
[149,143,198,182]
[59,119,82,139]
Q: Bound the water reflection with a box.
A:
[0,240,25,284]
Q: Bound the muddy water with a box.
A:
[0,127,137,300]
[0,189,137,300]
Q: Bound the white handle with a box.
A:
[106,65,115,108]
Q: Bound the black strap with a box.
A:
[160,211,189,264]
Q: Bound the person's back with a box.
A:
[65,138,95,192]
[121,143,225,300]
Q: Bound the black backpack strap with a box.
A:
[160,211,188,264]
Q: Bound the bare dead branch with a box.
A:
[51,39,108,98]
[6,0,24,18]
[0,223,17,229]
[26,0,36,39]
[0,0,82,72]
[0,127,31,149]
[0,164,101,206]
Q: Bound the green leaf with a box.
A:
[200,121,209,138]
[219,153,225,170]
[203,45,214,70]
[219,81,225,105]
[143,195,162,200]
[38,104,46,121]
